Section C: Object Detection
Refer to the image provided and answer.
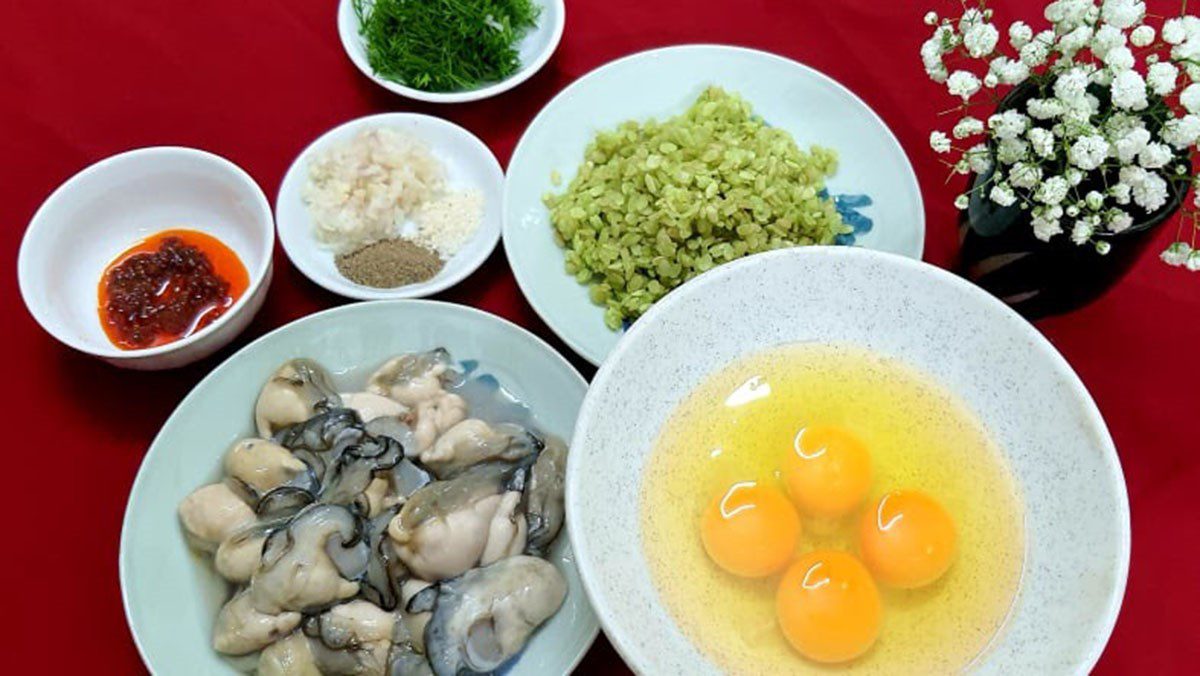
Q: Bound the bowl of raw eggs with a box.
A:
[567,246,1130,674]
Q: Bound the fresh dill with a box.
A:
[353,0,541,93]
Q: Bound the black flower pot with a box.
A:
[956,82,1186,319]
[957,182,1181,319]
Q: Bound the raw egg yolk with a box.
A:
[701,481,801,578]
[859,489,957,588]
[776,550,883,663]
[782,425,872,518]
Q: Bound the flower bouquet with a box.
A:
[921,0,1199,316]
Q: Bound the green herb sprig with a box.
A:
[353,0,541,93]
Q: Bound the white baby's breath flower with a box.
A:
[930,131,952,153]
[923,11,939,25]
[1035,176,1071,205]
[1186,251,1200,271]
[1020,32,1054,66]
[1057,24,1095,55]
[1147,62,1179,96]
[1120,165,1148,187]
[997,138,1029,164]
[947,70,982,99]
[920,38,943,67]
[959,7,984,31]
[1172,38,1200,62]
[953,159,971,174]
[990,183,1018,207]
[953,116,985,139]
[1130,24,1155,47]
[1114,127,1151,163]
[1161,241,1192,265]
[1131,171,1169,211]
[1009,162,1043,189]
[1110,70,1148,110]
[1100,0,1145,29]
[964,22,1000,57]
[1162,114,1200,148]
[1066,204,1082,218]
[1054,67,1091,106]
[1068,135,1110,170]
[1085,190,1105,210]
[990,57,1030,85]
[1107,208,1133,232]
[1067,168,1085,186]
[927,63,949,83]
[966,144,993,173]
[1027,98,1066,119]
[954,193,971,210]
[1109,182,1132,204]
[1091,24,1126,58]
[1103,45,1135,71]
[1028,127,1056,158]
[989,109,1031,140]
[1138,142,1173,169]
[1095,240,1112,255]
[1046,0,1095,31]
[1163,18,1188,45]
[1032,205,1065,240]
[1009,21,1034,49]
[1091,69,1114,87]
[1071,220,1094,244]
[983,72,1000,88]
[1181,84,1200,114]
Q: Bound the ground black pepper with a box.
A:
[336,238,444,288]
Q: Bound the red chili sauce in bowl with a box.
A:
[97,229,249,350]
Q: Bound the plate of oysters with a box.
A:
[119,300,598,675]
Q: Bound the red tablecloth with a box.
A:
[6,0,1198,672]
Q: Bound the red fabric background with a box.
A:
[4,0,1198,672]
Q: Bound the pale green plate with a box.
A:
[119,300,598,674]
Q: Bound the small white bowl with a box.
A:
[18,147,275,371]
[337,0,565,103]
[276,113,503,300]
[569,247,1130,673]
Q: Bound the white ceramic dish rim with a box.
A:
[502,43,927,367]
[336,0,567,104]
[275,113,504,300]
[16,146,275,360]
[118,299,599,673]
[565,246,1130,673]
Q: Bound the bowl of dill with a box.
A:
[338,0,566,104]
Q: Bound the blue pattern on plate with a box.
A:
[823,189,874,246]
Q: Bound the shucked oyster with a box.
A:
[368,349,459,407]
[419,419,543,479]
[411,556,566,676]
[523,435,567,557]
[256,359,342,439]
[250,504,367,614]
[387,463,530,581]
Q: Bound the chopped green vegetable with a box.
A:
[544,87,847,330]
[353,0,540,93]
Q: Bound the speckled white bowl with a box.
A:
[121,301,598,674]
[568,247,1129,674]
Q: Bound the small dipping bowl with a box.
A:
[337,0,566,104]
[18,147,275,371]
[275,113,504,300]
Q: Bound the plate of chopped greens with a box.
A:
[338,0,565,103]
[502,45,925,366]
